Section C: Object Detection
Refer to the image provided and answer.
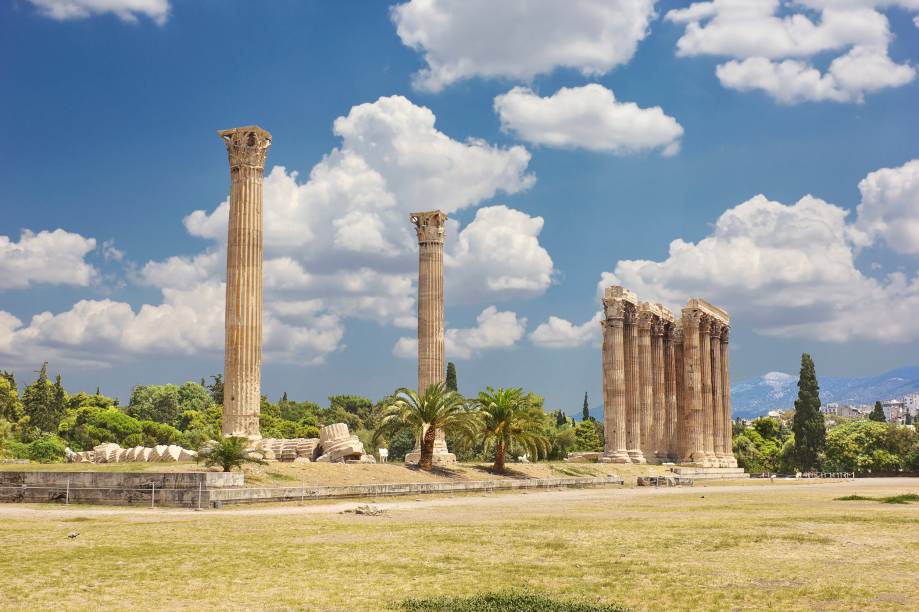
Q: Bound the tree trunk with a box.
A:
[420,424,437,471]
[494,440,506,473]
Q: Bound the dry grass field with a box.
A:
[1,477,917,611]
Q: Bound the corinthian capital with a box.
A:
[710,320,723,338]
[219,126,272,170]
[682,307,703,329]
[410,210,448,244]
[721,325,730,343]
[602,297,626,321]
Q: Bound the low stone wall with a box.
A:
[0,471,623,507]
[0,471,242,507]
[207,475,624,506]
[669,467,748,480]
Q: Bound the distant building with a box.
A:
[882,399,905,423]
[904,393,919,417]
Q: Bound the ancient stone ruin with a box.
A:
[66,443,197,464]
[254,423,374,463]
[404,211,456,466]
[599,286,738,468]
[220,125,271,439]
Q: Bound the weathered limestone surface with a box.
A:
[624,304,645,464]
[599,287,631,463]
[637,305,654,460]
[66,443,197,464]
[598,285,737,469]
[405,210,455,466]
[220,126,271,439]
[315,423,368,463]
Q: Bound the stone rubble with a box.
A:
[65,443,198,464]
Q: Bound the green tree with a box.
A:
[208,374,224,405]
[574,420,603,452]
[473,387,549,472]
[197,436,266,472]
[0,371,23,422]
[582,392,590,422]
[23,363,62,432]
[823,420,912,473]
[374,383,477,470]
[869,401,886,422]
[791,353,825,471]
[446,362,458,392]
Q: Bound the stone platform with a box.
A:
[669,466,748,480]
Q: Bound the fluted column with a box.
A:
[721,326,738,467]
[651,318,666,462]
[637,305,654,461]
[699,316,717,466]
[600,292,630,463]
[624,304,645,463]
[664,324,677,461]
[672,326,684,461]
[406,210,453,464]
[220,126,271,439]
[681,308,705,465]
[710,320,727,466]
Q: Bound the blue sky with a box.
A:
[2,0,918,413]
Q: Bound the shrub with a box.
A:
[400,592,627,611]
[28,434,67,463]
[823,420,916,473]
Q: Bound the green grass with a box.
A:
[835,493,919,504]
[2,480,918,610]
[400,592,628,611]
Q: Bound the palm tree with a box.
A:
[196,436,267,472]
[373,383,477,470]
[474,387,549,473]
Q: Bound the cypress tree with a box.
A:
[23,363,54,432]
[555,409,566,428]
[582,392,590,422]
[445,362,458,392]
[791,353,825,471]
[868,401,886,422]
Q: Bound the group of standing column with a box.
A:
[600,286,737,468]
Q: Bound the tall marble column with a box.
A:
[664,324,677,461]
[672,326,684,461]
[651,317,667,462]
[600,289,630,463]
[710,320,727,466]
[624,304,645,463]
[681,308,705,465]
[721,326,738,467]
[637,305,654,461]
[220,126,271,439]
[699,316,717,466]
[405,210,454,465]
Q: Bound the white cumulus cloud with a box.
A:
[0,229,97,290]
[666,1,916,103]
[392,0,656,91]
[529,311,602,349]
[494,85,684,156]
[852,159,919,255]
[1,96,552,369]
[393,306,527,361]
[584,159,919,343]
[29,0,170,24]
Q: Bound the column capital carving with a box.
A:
[219,126,272,170]
[623,303,638,325]
[651,319,666,337]
[410,210,448,244]
[681,307,703,329]
[603,297,626,321]
[699,315,713,334]
[672,326,684,343]
[721,325,730,343]
[637,304,655,331]
[710,320,724,338]
[603,317,624,330]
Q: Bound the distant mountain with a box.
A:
[732,366,919,419]
[578,366,919,422]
